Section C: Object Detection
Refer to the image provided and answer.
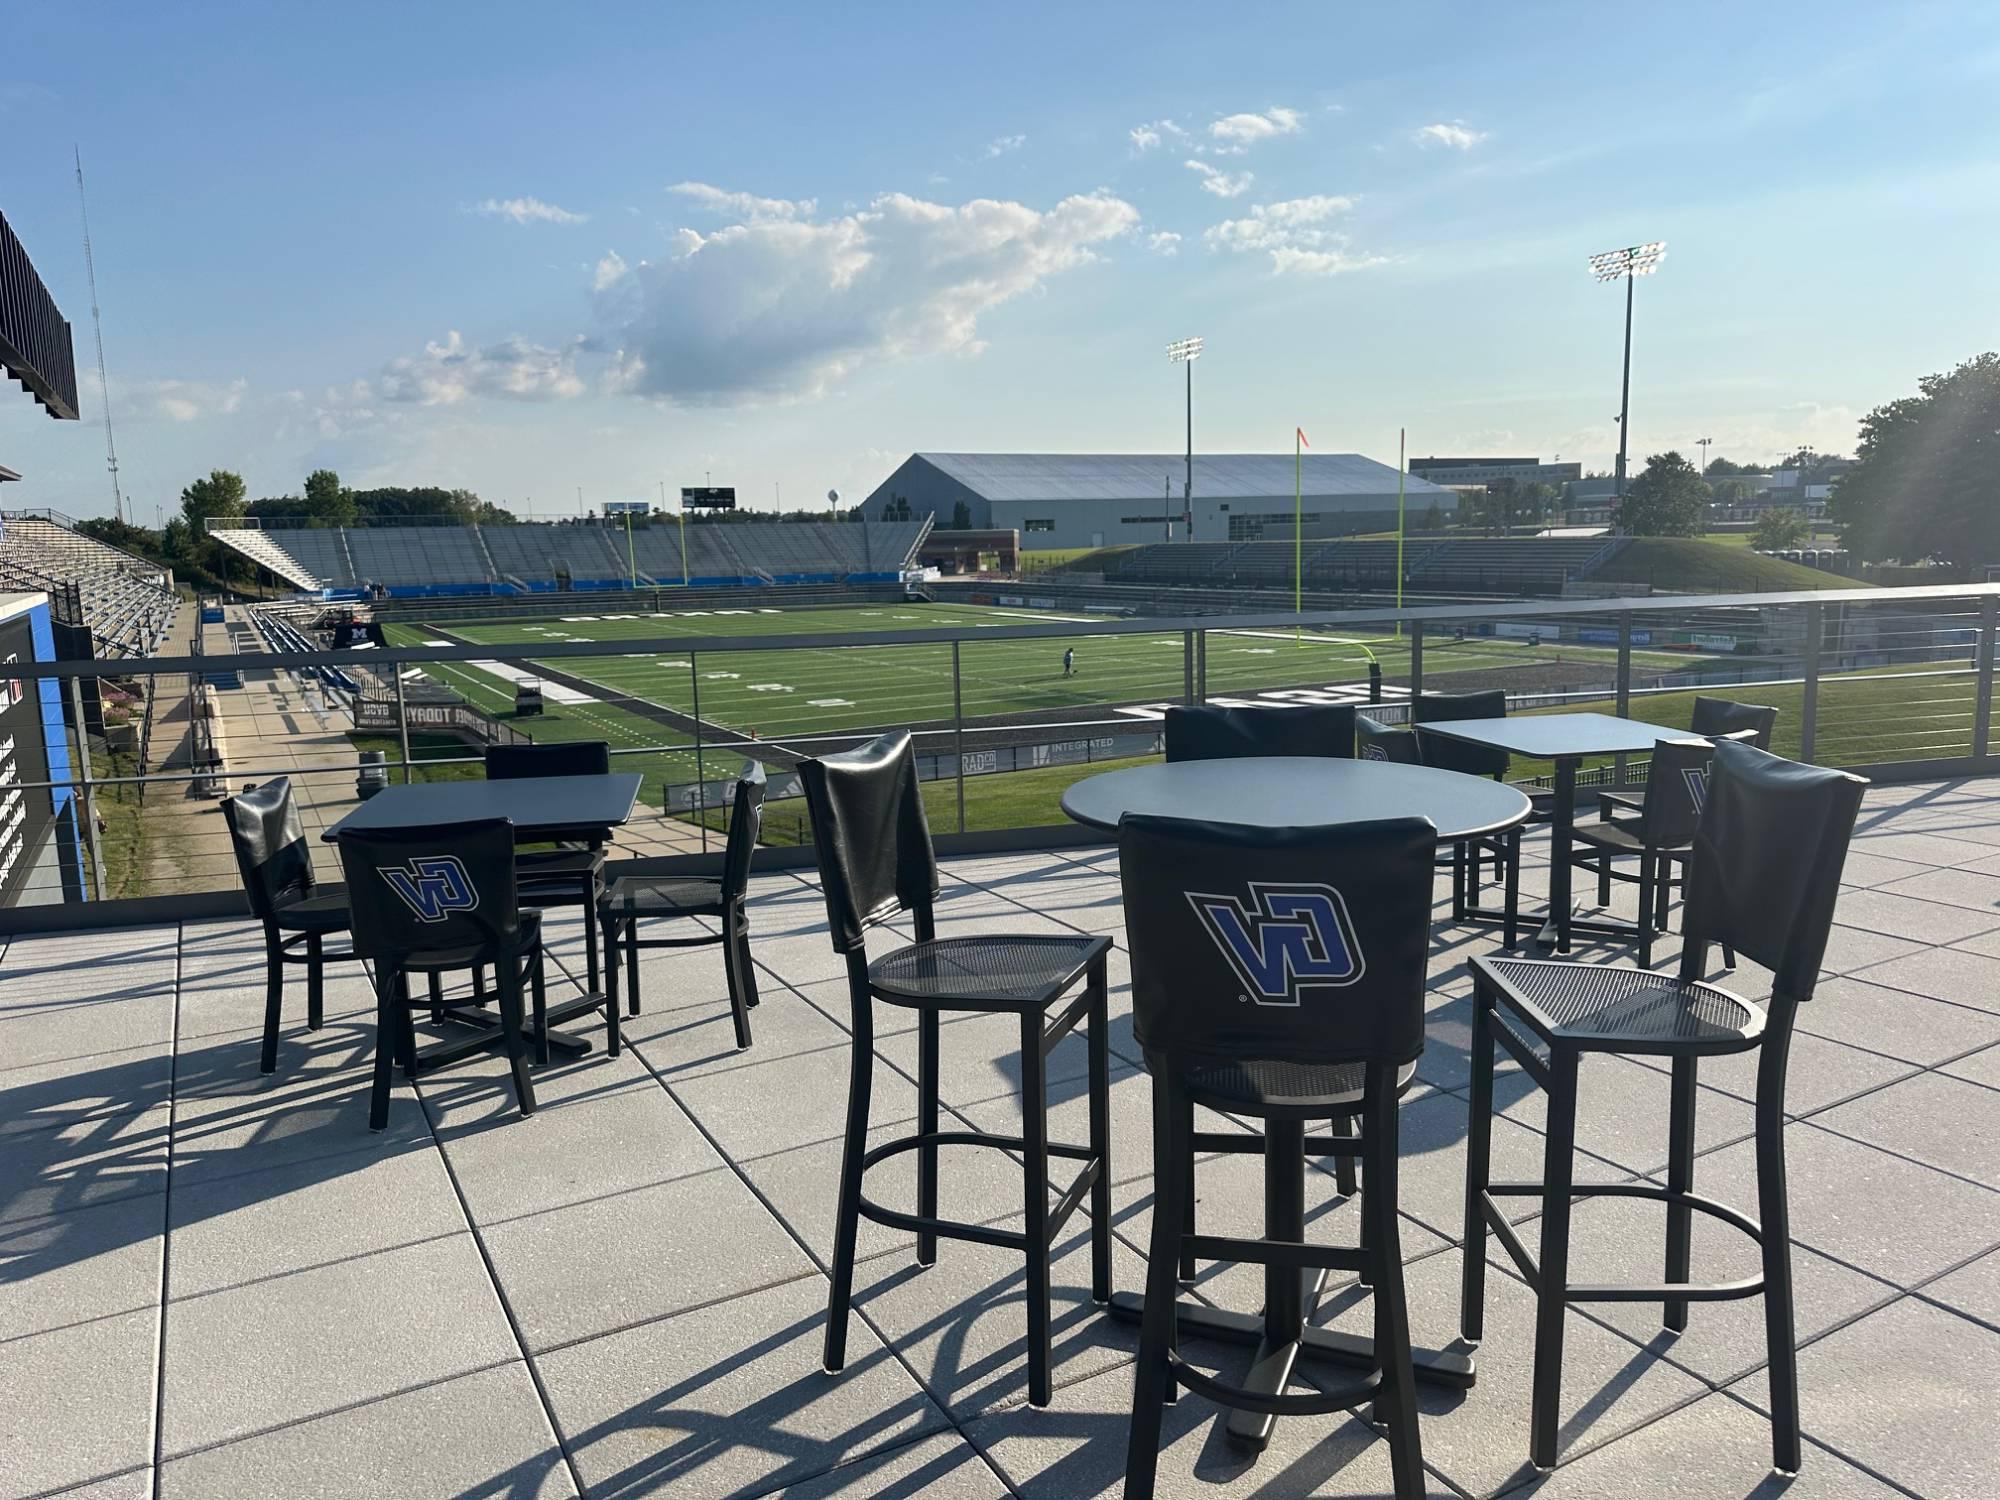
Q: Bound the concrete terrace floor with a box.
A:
[4,779,1999,1499]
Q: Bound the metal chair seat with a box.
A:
[1570,819,1689,856]
[1183,1056,1420,1114]
[869,933,1111,1008]
[515,846,607,877]
[599,875,725,920]
[1475,956,1763,1054]
[271,891,351,934]
[401,910,543,974]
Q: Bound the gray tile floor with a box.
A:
[5,779,1999,1498]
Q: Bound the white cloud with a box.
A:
[1204,196,1386,276]
[1128,119,1186,153]
[1209,107,1304,147]
[1414,121,1487,150]
[1146,231,1182,256]
[88,370,249,423]
[593,250,628,292]
[1185,160,1254,198]
[474,196,588,225]
[670,182,815,220]
[983,133,1026,158]
[377,331,587,405]
[592,186,1139,404]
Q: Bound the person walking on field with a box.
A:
[1063,646,1076,678]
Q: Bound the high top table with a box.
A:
[1063,756,1531,1449]
[323,772,642,1060]
[1412,712,1691,950]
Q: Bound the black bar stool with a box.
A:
[800,730,1113,1408]
[1461,740,1866,1473]
[220,777,357,1074]
[336,817,551,1130]
[1567,737,1714,968]
[1600,696,1779,820]
[486,740,612,994]
[599,762,765,1049]
[1163,701,1356,761]
[1118,812,1437,1500]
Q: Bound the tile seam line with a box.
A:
[145,923,185,1500]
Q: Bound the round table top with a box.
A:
[1060,756,1533,842]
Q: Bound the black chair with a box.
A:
[1461,741,1866,1473]
[1411,688,1510,780]
[486,740,612,993]
[335,818,550,1131]
[1599,698,1780,820]
[1164,702,1356,762]
[801,730,1113,1408]
[598,763,765,1049]
[1568,738,1714,968]
[221,778,355,1075]
[1120,813,1436,1500]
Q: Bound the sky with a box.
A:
[3,0,1998,524]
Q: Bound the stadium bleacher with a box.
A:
[210,518,932,596]
[1105,534,1626,597]
[0,509,181,657]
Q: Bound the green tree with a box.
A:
[1419,501,1445,532]
[180,469,248,577]
[1831,353,2000,564]
[302,468,356,528]
[950,499,972,529]
[1749,506,1810,550]
[1618,450,1707,536]
[1703,456,1749,477]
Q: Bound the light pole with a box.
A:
[1168,336,1202,541]
[1696,435,1713,480]
[1588,242,1666,516]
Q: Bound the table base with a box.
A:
[418,993,604,1068]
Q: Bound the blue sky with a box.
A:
[4,0,1997,523]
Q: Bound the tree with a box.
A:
[180,469,248,577]
[1618,450,1707,536]
[1750,507,1810,551]
[950,499,972,530]
[302,468,356,528]
[1419,501,1445,532]
[1831,353,2000,564]
[1703,456,1749,477]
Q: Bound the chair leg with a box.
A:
[1124,1076,1187,1500]
[1020,1007,1054,1409]
[1368,1088,1426,1500]
[916,1008,940,1267]
[260,935,284,1075]
[1664,1055,1698,1333]
[427,971,445,1026]
[1757,1029,1804,1474]
[1451,841,1467,923]
[1086,960,1113,1304]
[1529,1050,1581,1470]
[1597,851,1612,907]
[1177,1093,1198,1282]
[472,964,488,1007]
[398,978,421,1080]
[582,873,601,993]
[724,909,755,1050]
[1637,852,1656,969]
[368,967,397,1132]
[1461,982,1497,1344]
[306,933,325,1030]
[735,911,761,1010]
[824,988,874,1375]
[603,945,622,1061]
[625,915,642,1016]
[1504,830,1521,949]
[602,913,622,1017]
[1655,853,1674,929]
[530,950,550,1067]
[1332,1111,1359,1196]
[498,960,537,1120]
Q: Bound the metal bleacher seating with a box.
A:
[1107,535,1627,598]
[0,509,182,658]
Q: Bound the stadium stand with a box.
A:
[1104,534,1627,597]
[0,509,181,657]
[210,518,933,596]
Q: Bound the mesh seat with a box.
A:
[1570,819,1681,855]
[1476,956,1761,1052]
[869,934,1106,1007]
[271,891,351,933]
[1184,1056,1420,1112]
[517,847,607,876]
[600,875,724,919]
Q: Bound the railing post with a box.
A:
[1197,628,1207,700]
[952,640,967,835]
[393,669,412,784]
[1182,631,1196,705]
[1800,603,1822,764]
[1975,594,1996,765]
[1614,612,1633,786]
[68,678,108,903]
[690,649,707,854]
[1409,620,1424,705]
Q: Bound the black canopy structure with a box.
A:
[0,208,79,422]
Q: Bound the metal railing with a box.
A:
[1,580,1994,930]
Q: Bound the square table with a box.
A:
[323,772,643,1058]
[1414,712,1693,950]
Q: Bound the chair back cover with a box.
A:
[1682,741,1865,998]
[1691,697,1779,750]
[1119,814,1435,1069]
[337,818,523,965]
[485,740,611,780]
[1355,714,1422,766]
[1413,689,1509,778]
[221,777,314,919]
[799,730,939,952]
[1638,738,1717,848]
[1163,703,1356,763]
[721,761,768,901]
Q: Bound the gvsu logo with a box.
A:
[379,856,480,923]
[1186,883,1364,1006]
[1681,765,1711,814]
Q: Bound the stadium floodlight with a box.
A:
[1167,337,1203,539]
[1588,241,1667,508]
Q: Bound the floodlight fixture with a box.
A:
[1167,336,1204,363]
[1588,241,1667,282]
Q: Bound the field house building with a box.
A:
[859,452,1456,549]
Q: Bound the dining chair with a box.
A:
[1599,697,1780,820]
[1163,701,1356,761]
[485,740,612,993]
[1567,737,1715,967]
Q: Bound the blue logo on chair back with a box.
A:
[1185,883,1365,1006]
[1681,765,1710,814]
[380,856,480,923]
[1361,744,1388,763]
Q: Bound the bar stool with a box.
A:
[220,777,357,1074]
[334,818,549,1131]
[486,740,612,994]
[599,762,765,1049]
[1119,813,1437,1500]
[1599,697,1780,820]
[800,730,1113,1408]
[1461,741,1866,1473]
[1567,737,1714,968]
[1163,701,1355,761]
